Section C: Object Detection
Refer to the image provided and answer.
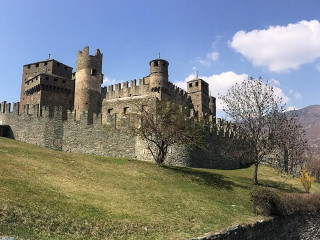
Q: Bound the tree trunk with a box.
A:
[156,147,166,167]
[253,162,259,185]
[284,146,289,173]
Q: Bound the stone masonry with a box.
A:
[0,46,250,169]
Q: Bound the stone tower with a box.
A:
[187,77,210,118]
[74,46,103,121]
[149,57,169,94]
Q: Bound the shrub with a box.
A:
[250,187,284,216]
[300,167,315,193]
[281,193,320,215]
[250,187,320,217]
[305,156,320,182]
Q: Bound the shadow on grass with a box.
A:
[232,176,303,193]
[164,165,302,193]
[163,165,248,190]
[259,179,303,193]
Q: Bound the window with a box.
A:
[62,80,66,83]
[27,65,31,69]
[54,78,57,82]
[44,62,47,66]
[35,63,39,67]
[123,107,129,114]
[65,66,67,70]
[154,61,158,66]
[195,82,199,87]
[57,62,60,67]
[108,108,113,114]
[45,77,49,80]
[189,83,192,88]
[91,69,97,76]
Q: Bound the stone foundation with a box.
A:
[190,214,320,240]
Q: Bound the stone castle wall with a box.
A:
[190,213,320,240]
[0,101,246,169]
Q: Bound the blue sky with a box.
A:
[0,0,320,117]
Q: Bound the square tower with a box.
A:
[187,77,210,117]
[19,59,74,115]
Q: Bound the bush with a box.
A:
[250,187,284,216]
[281,193,320,215]
[250,187,320,217]
[300,167,315,193]
[305,156,320,182]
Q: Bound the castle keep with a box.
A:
[0,46,246,169]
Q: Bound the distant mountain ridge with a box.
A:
[291,105,320,154]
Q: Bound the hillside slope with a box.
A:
[292,105,320,154]
[0,137,319,240]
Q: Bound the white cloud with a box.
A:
[287,106,298,111]
[211,35,222,49]
[268,78,289,103]
[269,78,280,85]
[195,57,211,67]
[175,73,291,110]
[194,51,219,66]
[175,71,248,109]
[206,51,219,61]
[289,89,302,99]
[102,76,119,86]
[273,86,289,103]
[230,20,320,72]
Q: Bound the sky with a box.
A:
[0,0,320,118]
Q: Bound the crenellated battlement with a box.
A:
[105,77,151,100]
[0,101,11,113]
[215,118,240,138]
[0,47,249,169]
[0,100,235,137]
[170,83,189,99]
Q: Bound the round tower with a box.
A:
[74,46,103,121]
[149,57,169,91]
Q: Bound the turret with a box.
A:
[149,57,169,92]
[74,46,103,122]
[187,75,210,118]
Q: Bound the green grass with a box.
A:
[0,137,319,239]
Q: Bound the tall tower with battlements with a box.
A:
[74,46,103,121]
[187,77,210,118]
[19,58,74,116]
[149,58,169,95]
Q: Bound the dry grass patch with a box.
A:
[0,137,319,239]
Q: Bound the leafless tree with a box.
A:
[220,78,307,185]
[305,154,320,182]
[133,100,207,166]
[273,112,308,174]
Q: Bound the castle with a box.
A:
[18,46,216,123]
[0,46,246,169]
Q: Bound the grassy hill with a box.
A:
[0,137,319,240]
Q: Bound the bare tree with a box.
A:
[220,78,307,185]
[305,153,320,182]
[133,100,207,166]
[273,112,308,174]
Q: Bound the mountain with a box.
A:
[292,105,320,154]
